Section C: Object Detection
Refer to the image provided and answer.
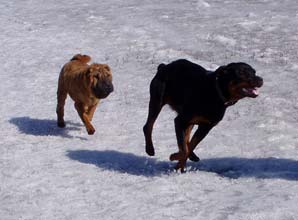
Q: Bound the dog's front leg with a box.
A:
[188,124,214,161]
[74,102,95,135]
[170,116,191,172]
[87,103,98,121]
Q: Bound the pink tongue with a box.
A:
[248,88,259,95]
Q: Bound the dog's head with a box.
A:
[87,63,114,99]
[215,63,263,103]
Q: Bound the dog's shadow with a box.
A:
[66,150,173,176]
[193,157,298,181]
[67,150,298,180]
[9,117,86,140]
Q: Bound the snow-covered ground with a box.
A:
[1,0,298,219]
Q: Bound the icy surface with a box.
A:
[1,0,298,219]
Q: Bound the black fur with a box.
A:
[143,59,263,172]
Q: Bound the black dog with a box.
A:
[143,59,263,172]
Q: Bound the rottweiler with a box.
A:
[143,59,263,172]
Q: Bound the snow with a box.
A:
[1,0,298,219]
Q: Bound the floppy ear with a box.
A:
[102,64,111,72]
[86,67,92,76]
[87,64,98,76]
[215,65,227,76]
[86,67,95,83]
[86,66,94,85]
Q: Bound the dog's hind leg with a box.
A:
[143,78,165,156]
[188,124,214,161]
[56,84,67,128]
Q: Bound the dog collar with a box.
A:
[215,76,235,106]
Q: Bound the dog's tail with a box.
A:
[70,54,91,63]
[155,63,168,82]
[149,63,167,105]
[157,63,166,72]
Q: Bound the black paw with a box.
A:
[188,152,200,162]
[145,145,155,156]
[57,121,66,128]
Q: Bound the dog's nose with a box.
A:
[105,84,114,93]
[257,77,263,87]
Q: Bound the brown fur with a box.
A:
[56,54,113,135]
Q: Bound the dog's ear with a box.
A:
[215,64,239,77]
[158,63,166,72]
[86,67,96,85]
[215,65,227,76]
[86,66,95,79]
[86,67,92,75]
[87,64,98,75]
[102,64,111,72]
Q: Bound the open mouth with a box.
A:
[242,87,259,97]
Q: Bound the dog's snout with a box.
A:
[105,83,114,93]
[256,76,263,87]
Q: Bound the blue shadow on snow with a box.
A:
[9,116,86,139]
[193,157,298,181]
[66,150,173,176]
[67,150,298,180]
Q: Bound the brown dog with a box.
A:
[143,59,263,172]
[56,54,113,134]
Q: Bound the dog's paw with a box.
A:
[57,121,66,128]
[170,152,185,161]
[175,161,186,173]
[188,152,200,162]
[145,145,155,156]
[170,153,179,161]
[87,128,95,135]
